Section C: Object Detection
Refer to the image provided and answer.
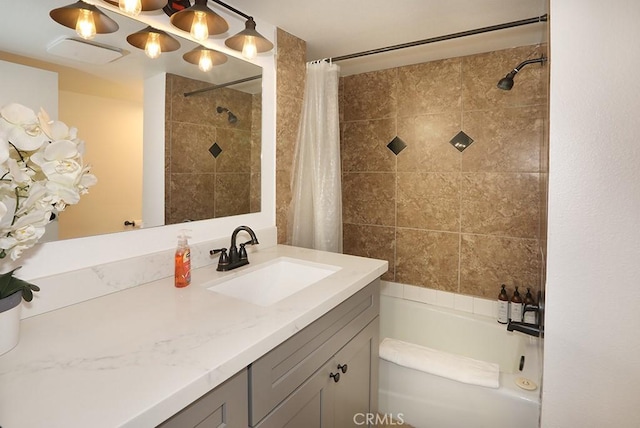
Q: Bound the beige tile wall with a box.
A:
[341,45,549,299]
[164,73,260,224]
[275,29,307,244]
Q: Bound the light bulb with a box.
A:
[119,0,142,16]
[145,32,161,59]
[190,11,209,41]
[198,50,213,72]
[75,9,96,40]
[241,36,257,60]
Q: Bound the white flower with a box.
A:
[0,103,48,151]
[0,102,97,261]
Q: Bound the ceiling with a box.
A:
[230,0,548,75]
[0,0,547,87]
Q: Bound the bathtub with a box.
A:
[378,295,541,428]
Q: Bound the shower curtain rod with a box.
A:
[323,14,548,63]
[184,74,262,97]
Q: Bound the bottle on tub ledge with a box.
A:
[510,286,524,322]
[497,284,510,324]
[523,287,538,324]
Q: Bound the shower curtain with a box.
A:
[288,60,342,252]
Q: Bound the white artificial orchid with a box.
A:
[0,102,97,261]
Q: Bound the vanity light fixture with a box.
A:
[50,1,119,40]
[50,0,274,64]
[183,46,227,72]
[225,17,274,60]
[103,0,168,16]
[165,0,274,59]
[169,0,228,41]
[126,26,180,59]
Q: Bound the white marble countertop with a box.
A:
[0,245,387,428]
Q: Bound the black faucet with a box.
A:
[507,302,544,338]
[210,226,259,271]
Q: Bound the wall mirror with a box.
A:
[0,0,263,242]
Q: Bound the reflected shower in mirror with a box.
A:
[165,73,261,223]
[0,0,263,241]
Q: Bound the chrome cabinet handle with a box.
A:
[329,372,340,382]
[337,363,348,374]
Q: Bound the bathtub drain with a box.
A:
[515,377,538,391]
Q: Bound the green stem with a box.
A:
[8,142,25,163]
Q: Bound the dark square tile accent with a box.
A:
[450,131,474,152]
[387,136,407,155]
[209,142,222,158]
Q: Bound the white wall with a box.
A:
[542,1,640,427]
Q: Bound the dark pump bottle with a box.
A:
[497,284,509,324]
[510,286,524,322]
[523,287,537,324]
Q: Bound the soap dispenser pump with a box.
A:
[175,230,192,288]
[497,284,510,324]
[523,287,537,324]
[510,286,524,322]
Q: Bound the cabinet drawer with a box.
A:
[249,280,379,425]
[159,369,248,428]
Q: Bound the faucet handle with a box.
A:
[239,243,248,261]
[210,248,230,270]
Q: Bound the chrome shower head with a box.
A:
[497,55,547,91]
[227,112,238,124]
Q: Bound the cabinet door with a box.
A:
[329,318,379,428]
[158,369,248,428]
[250,281,379,425]
[255,360,333,428]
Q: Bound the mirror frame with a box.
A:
[15,2,277,280]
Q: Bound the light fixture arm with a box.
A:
[208,0,251,20]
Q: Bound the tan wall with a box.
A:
[164,74,258,224]
[57,90,143,239]
[340,44,549,299]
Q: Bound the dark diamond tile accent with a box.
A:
[209,142,222,158]
[449,131,474,152]
[387,136,407,155]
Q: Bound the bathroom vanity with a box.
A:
[161,281,379,428]
[0,245,386,427]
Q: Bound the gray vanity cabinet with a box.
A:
[332,319,379,428]
[158,280,380,428]
[250,280,380,428]
[158,369,248,428]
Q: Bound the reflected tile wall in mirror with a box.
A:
[164,73,261,224]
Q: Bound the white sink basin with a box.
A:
[206,257,341,306]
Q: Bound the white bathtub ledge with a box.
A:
[379,337,500,389]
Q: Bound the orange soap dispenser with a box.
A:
[174,230,192,288]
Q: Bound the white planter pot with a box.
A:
[0,292,22,356]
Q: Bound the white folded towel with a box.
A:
[379,337,500,389]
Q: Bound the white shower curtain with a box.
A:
[288,60,342,252]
